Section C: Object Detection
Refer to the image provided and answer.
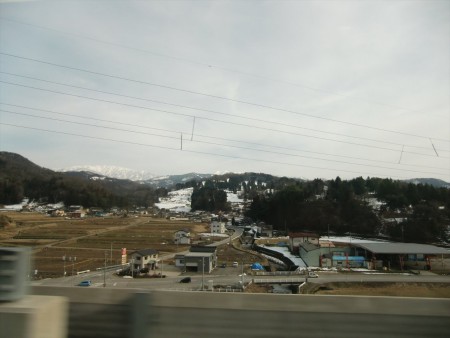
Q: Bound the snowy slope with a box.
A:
[59,165,156,181]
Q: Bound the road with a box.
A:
[31,265,450,291]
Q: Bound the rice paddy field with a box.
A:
[0,212,211,278]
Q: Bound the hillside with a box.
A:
[0,152,163,208]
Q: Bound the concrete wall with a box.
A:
[30,286,450,338]
[0,295,68,338]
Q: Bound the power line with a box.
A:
[0,102,182,135]
[0,109,179,141]
[1,108,448,177]
[1,71,447,153]
[0,17,438,120]
[2,122,440,180]
[1,51,448,144]
[2,102,448,172]
[2,80,447,159]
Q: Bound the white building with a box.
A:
[174,229,191,245]
[129,249,159,271]
[210,221,226,234]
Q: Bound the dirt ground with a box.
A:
[216,239,269,267]
[0,212,212,278]
[2,212,450,298]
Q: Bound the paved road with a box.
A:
[31,267,450,291]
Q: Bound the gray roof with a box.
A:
[354,242,449,255]
[299,242,320,252]
[131,249,159,256]
[185,252,213,258]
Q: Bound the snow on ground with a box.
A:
[1,202,26,211]
[1,198,30,211]
[226,190,243,204]
[155,188,193,212]
[320,236,389,244]
[154,188,243,213]
[200,233,229,238]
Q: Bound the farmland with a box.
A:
[0,212,212,278]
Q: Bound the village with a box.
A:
[1,186,449,295]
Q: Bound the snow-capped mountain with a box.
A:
[59,165,156,181]
[58,165,213,187]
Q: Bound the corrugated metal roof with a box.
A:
[185,252,213,258]
[354,242,449,255]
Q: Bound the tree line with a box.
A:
[0,152,166,209]
[246,177,449,243]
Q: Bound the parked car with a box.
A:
[308,272,318,278]
[221,263,227,268]
[78,280,91,286]
[179,277,191,283]
[232,262,238,267]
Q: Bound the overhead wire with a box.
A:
[1,80,448,159]
[1,102,448,172]
[1,71,447,153]
[0,16,439,121]
[1,51,448,144]
[0,122,437,180]
[1,107,448,177]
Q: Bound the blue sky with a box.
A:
[0,0,449,181]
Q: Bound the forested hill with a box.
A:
[0,152,166,208]
[245,177,450,243]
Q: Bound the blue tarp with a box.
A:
[332,256,365,261]
[251,263,265,270]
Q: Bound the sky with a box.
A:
[0,0,449,181]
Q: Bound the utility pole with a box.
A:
[110,242,113,264]
[103,251,106,287]
[63,254,66,277]
[202,257,205,291]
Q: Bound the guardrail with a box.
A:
[253,278,305,284]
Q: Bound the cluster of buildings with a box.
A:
[254,232,449,271]
[127,244,218,275]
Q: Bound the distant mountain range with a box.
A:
[59,165,212,188]
[1,152,449,203]
[59,164,450,189]
[59,165,157,181]
[404,178,450,189]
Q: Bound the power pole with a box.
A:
[103,251,106,287]
[202,257,205,291]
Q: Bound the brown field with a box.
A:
[217,241,269,266]
[2,212,450,298]
[0,212,216,278]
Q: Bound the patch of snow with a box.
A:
[320,236,389,244]
[59,165,156,181]
[226,190,243,204]
[200,233,229,238]
[155,188,193,212]
[2,198,30,211]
